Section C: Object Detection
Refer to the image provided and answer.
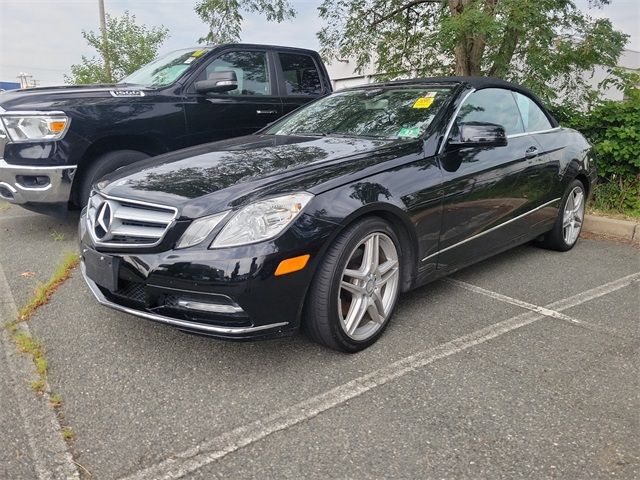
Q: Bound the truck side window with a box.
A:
[278,53,322,96]
[202,51,271,96]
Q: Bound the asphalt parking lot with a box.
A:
[1,200,638,480]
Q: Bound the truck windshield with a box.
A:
[265,86,455,140]
[118,48,211,88]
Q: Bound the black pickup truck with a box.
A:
[0,44,331,213]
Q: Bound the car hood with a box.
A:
[0,84,152,110]
[98,134,416,219]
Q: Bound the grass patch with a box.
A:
[587,206,640,222]
[61,426,75,441]
[50,230,66,242]
[17,251,80,322]
[50,393,62,408]
[0,201,9,213]
[30,378,46,393]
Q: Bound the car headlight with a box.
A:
[176,211,229,249]
[211,192,313,248]
[1,113,70,142]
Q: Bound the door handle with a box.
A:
[256,110,277,115]
[525,146,539,159]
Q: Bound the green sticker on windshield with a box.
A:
[398,127,421,138]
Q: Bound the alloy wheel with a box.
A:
[338,232,400,341]
[562,185,585,246]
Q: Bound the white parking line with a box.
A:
[0,214,38,221]
[446,278,583,323]
[118,272,640,480]
[0,265,80,480]
[448,273,640,337]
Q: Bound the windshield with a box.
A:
[266,86,455,139]
[118,48,211,88]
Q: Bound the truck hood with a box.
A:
[98,134,416,219]
[0,84,151,110]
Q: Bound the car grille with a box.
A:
[115,280,146,304]
[87,192,177,248]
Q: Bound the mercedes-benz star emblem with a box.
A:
[94,200,114,240]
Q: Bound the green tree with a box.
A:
[65,11,169,85]
[317,0,629,106]
[194,0,295,44]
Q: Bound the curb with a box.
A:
[0,265,81,480]
[583,214,640,242]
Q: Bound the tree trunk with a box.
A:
[449,0,498,76]
[489,7,520,77]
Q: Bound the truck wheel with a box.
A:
[78,150,149,207]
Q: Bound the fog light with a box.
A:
[0,183,16,200]
[16,175,50,188]
[177,299,243,314]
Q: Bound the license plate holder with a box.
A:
[84,249,119,292]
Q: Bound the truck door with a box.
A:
[182,49,282,145]
[274,51,328,115]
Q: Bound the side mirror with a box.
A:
[194,71,238,94]
[447,122,508,149]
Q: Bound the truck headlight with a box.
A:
[1,114,70,142]
[210,193,313,248]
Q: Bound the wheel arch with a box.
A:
[574,172,591,197]
[70,134,169,205]
[316,203,419,293]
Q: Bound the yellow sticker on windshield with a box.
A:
[191,49,206,57]
[413,97,435,109]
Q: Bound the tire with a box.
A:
[304,217,402,353]
[78,150,149,207]
[537,179,586,251]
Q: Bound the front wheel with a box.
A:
[305,217,402,353]
[538,179,586,251]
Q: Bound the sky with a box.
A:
[0,0,638,86]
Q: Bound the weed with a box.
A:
[30,378,45,393]
[50,393,62,408]
[50,230,66,242]
[61,427,75,440]
[13,331,42,355]
[0,201,9,212]
[17,251,80,322]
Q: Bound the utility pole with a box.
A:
[98,0,112,82]
[17,72,33,89]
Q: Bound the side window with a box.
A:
[455,88,524,136]
[278,53,322,96]
[201,51,271,96]
[514,92,553,132]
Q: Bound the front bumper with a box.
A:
[0,159,75,205]
[81,263,290,337]
[80,238,322,340]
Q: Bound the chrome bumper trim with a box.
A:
[0,159,76,204]
[81,262,289,335]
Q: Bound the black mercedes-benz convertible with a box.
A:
[79,76,595,352]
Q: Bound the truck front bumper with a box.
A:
[0,159,76,205]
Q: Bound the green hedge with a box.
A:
[552,89,640,216]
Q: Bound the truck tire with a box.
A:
[78,150,149,207]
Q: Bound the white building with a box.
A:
[326,48,640,101]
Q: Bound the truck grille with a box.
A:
[87,192,177,248]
